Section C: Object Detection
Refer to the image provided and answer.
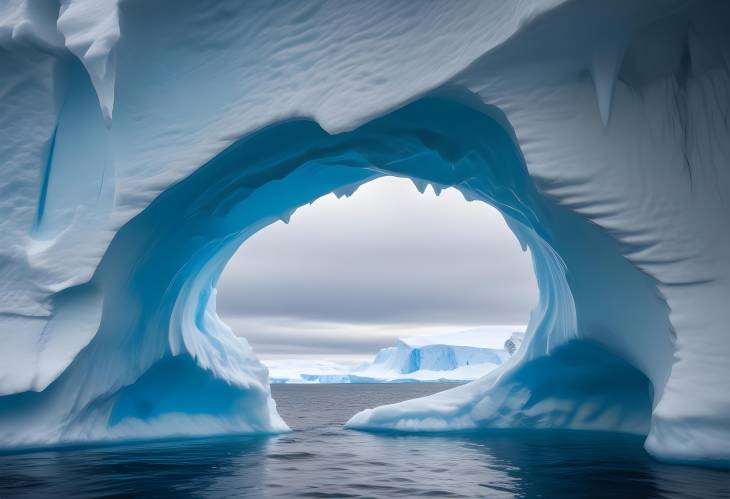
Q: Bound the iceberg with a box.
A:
[266,326,522,384]
[350,326,518,383]
[0,0,729,466]
[265,359,354,384]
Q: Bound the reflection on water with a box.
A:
[0,384,727,498]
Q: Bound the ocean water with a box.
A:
[0,383,727,498]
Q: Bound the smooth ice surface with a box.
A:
[0,0,729,466]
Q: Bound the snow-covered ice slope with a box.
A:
[0,0,728,465]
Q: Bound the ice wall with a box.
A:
[0,0,728,465]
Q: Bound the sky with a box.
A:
[217,176,537,363]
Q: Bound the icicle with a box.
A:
[280,209,295,224]
[589,42,626,128]
[333,183,359,199]
[411,178,428,194]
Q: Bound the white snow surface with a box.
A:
[0,0,728,466]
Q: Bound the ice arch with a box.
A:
[1,0,728,467]
[0,94,665,450]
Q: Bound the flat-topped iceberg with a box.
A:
[267,326,524,384]
[351,326,520,383]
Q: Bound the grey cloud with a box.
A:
[217,177,538,356]
[225,316,398,356]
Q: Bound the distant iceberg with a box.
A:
[351,326,522,383]
[266,359,354,384]
[267,326,525,384]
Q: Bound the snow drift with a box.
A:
[0,0,728,466]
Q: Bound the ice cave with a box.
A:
[0,0,728,468]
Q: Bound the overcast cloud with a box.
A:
[217,177,537,360]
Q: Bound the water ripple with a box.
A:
[0,384,728,498]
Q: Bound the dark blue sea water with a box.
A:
[0,383,727,498]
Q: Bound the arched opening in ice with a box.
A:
[0,93,670,451]
[215,176,538,385]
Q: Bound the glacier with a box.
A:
[267,326,524,384]
[0,0,728,466]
